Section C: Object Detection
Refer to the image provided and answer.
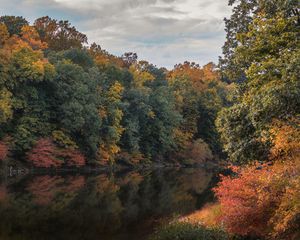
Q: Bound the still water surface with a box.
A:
[0,168,217,240]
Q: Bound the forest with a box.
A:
[0,0,299,239]
[0,15,230,168]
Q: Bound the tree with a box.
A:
[219,0,299,82]
[0,24,9,47]
[98,81,124,164]
[0,88,12,125]
[0,16,28,36]
[121,52,138,68]
[34,16,88,51]
[20,25,48,50]
[217,9,300,163]
[53,60,101,158]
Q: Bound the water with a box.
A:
[0,168,217,240]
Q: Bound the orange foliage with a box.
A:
[168,61,219,92]
[269,118,300,160]
[0,141,8,161]
[179,203,222,228]
[20,25,48,50]
[214,119,300,239]
[214,158,300,239]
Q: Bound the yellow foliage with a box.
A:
[0,89,12,124]
[0,24,9,47]
[52,130,77,149]
[129,64,155,88]
[147,110,156,119]
[107,81,124,101]
[173,128,193,149]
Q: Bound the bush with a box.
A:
[181,139,213,165]
[214,119,300,239]
[27,138,86,168]
[214,159,300,239]
[27,138,63,168]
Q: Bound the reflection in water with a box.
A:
[0,168,215,240]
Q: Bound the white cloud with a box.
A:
[0,0,232,69]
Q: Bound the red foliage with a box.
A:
[26,175,63,205]
[27,138,63,168]
[59,149,85,167]
[214,159,300,239]
[0,141,8,161]
[27,175,85,205]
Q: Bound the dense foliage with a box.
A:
[0,1,299,238]
[213,1,300,239]
[0,15,227,167]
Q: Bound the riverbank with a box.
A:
[2,159,224,177]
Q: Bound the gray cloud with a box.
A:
[0,0,232,69]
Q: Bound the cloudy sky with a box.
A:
[0,0,232,69]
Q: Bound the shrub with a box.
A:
[59,149,85,167]
[27,138,63,168]
[214,159,300,239]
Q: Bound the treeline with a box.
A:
[0,16,231,167]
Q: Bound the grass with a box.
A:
[149,221,229,240]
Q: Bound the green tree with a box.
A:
[219,0,299,82]
[53,60,101,158]
[217,11,300,163]
[34,16,88,51]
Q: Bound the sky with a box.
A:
[0,0,232,69]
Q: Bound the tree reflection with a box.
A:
[0,168,215,240]
[26,175,85,206]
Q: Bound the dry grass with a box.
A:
[179,202,222,228]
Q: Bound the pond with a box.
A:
[0,168,218,240]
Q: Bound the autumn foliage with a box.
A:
[27,175,85,205]
[27,138,86,168]
[27,138,63,168]
[60,149,85,167]
[214,121,300,239]
[0,141,8,161]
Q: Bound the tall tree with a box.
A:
[217,9,300,163]
[34,16,87,51]
[0,16,28,36]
